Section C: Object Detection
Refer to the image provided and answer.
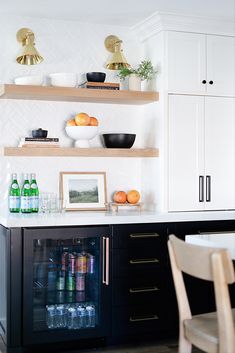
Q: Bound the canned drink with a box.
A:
[56,290,65,304]
[56,270,65,291]
[68,253,76,274]
[66,271,75,291]
[76,273,85,291]
[61,252,68,271]
[75,291,85,302]
[76,253,87,273]
[87,254,95,274]
[65,291,75,303]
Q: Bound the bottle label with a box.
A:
[31,183,37,189]
[23,184,30,190]
[21,196,31,210]
[9,196,20,210]
[11,183,19,190]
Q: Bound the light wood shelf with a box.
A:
[0,84,159,105]
[0,147,159,158]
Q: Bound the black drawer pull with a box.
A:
[129,314,159,322]
[129,233,159,239]
[130,258,159,265]
[129,286,159,293]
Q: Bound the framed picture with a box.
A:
[60,172,107,211]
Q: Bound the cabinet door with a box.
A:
[167,31,206,94]
[168,95,205,211]
[206,35,235,96]
[204,97,235,210]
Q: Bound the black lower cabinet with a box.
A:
[1,220,235,353]
[111,223,177,343]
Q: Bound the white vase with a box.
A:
[128,74,141,91]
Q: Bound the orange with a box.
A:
[75,112,90,126]
[127,190,140,204]
[89,117,99,126]
[66,119,76,126]
[113,191,127,204]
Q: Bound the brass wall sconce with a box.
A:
[104,35,130,70]
[16,28,44,65]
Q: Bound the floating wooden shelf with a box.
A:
[0,84,159,105]
[0,147,159,158]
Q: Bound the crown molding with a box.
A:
[132,11,235,42]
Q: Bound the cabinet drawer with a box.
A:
[112,304,168,335]
[112,224,166,249]
[113,271,166,306]
[113,248,164,275]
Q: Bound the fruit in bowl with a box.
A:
[113,191,127,204]
[113,190,140,204]
[127,190,140,204]
[65,112,99,147]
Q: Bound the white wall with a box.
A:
[0,14,160,210]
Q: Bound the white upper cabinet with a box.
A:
[167,31,235,96]
[168,95,235,212]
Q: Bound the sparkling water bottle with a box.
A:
[21,173,31,213]
[30,173,39,213]
[9,173,20,213]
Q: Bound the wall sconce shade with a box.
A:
[16,28,44,65]
[105,35,130,70]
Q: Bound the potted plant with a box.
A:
[118,60,156,91]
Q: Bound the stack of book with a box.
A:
[80,82,120,90]
[18,137,60,148]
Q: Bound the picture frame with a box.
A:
[60,172,107,211]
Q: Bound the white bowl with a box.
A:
[65,126,98,148]
[14,75,44,85]
[49,73,77,87]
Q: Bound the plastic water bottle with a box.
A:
[67,307,77,329]
[77,305,86,329]
[55,305,66,328]
[86,305,96,328]
[46,305,56,329]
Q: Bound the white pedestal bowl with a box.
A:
[65,126,98,148]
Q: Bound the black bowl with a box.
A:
[86,72,106,82]
[32,128,48,138]
[102,133,136,149]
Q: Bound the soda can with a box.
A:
[76,253,87,273]
[68,253,76,274]
[61,252,68,271]
[66,271,76,291]
[87,254,95,274]
[76,273,85,291]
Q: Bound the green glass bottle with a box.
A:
[21,173,31,213]
[30,173,39,213]
[9,173,20,213]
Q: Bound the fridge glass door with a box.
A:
[33,237,99,332]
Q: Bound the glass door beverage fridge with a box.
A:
[22,226,111,345]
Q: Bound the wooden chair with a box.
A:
[168,234,235,353]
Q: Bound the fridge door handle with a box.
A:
[206,175,211,202]
[199,175,204,202]
[102,236,109,285]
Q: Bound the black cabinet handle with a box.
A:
[202,80,207,84]
[129,233,159,239]
[199,175,204,202]
[206,175,211,202]
[129,286,160,293]
[129,314,159,322]
[129,258,159,265]
[209,80,214,85]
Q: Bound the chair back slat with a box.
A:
[169,234,235,283]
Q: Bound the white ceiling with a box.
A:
[0,0,234,26]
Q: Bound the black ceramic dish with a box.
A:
[32,128,48,138]
[86,72,106,82]
[102,133,136,149]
